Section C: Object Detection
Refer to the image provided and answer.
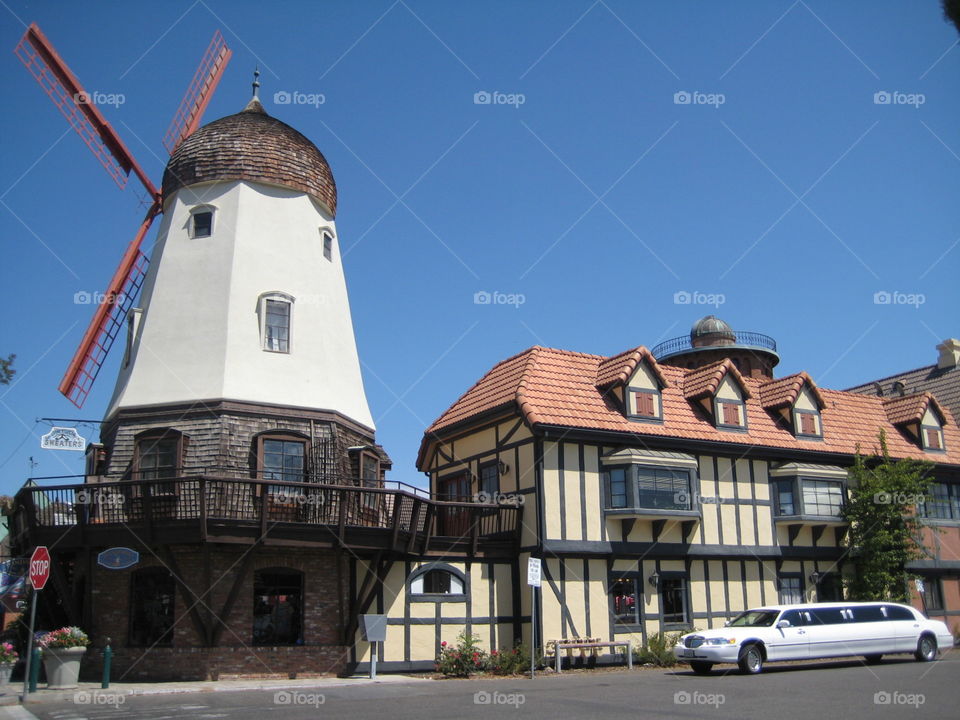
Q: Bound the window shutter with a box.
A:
[722,402,739,425]
[636,392,655,416]
[926,428,941,449]
[800,413,816,435]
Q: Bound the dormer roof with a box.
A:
[595,346,669,389]
[759,372,826,410]
[682,358,751,401]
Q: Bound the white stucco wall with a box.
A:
[105,180,374,430]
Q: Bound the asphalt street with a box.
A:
[22,653,960,720]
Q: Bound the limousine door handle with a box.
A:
[798,630,806,635]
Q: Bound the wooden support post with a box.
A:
[211,550,255,646]
[160,546,211,646]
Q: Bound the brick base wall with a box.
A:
[81,544,351,681]
[83,644,350,682]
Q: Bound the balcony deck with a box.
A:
[10,476,522,558]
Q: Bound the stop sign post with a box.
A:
[22,546,49,698]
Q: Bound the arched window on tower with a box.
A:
[188,205,216,239]
[320,228,334,261]
[258,292,295,353]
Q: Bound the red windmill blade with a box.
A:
[163,30,232,154]
[15,23,231,408]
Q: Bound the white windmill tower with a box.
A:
[19,28,379,482]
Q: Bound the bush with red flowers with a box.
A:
[435,631,487,677]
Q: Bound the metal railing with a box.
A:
[651,331,778,359]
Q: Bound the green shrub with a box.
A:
[435,631,487,677]
[486,642,533,675]
[634,631,682,667]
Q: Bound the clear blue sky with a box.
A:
[1,1,958,492]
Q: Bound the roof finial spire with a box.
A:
[252,66,260,100]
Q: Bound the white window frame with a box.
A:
[188,205,217,239]
[258,291,295,354]
[320,228,335,261]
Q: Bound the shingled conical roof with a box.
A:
[162,99,337,216]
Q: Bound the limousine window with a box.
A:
[884,605,914,621]
[779,609,812,626]
[809,607,847,624]
[851,605,886,622]
[728,609,778,627]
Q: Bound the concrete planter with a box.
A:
[43,647,87,689]
[0,663,12,685]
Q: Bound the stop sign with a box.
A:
[29,546,50,590]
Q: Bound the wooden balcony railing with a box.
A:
[10,476,522,557]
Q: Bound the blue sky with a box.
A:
[1,0,958,492]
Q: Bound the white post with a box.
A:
[370,642,377,681]
[530,585,536,679]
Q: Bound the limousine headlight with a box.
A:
[703,637,737,646]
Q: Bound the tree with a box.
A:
[944,0,960,35]
[0,354,13,385]
[842,431,934,602]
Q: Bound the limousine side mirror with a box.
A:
[776,620,791,629]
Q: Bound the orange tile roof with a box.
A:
[759,371,826,410]
[595,346,669,389]
[682,358,751,400]
[883,392,947,426]
[419,345,960,469]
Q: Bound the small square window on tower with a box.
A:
[321,230,333,260]
[192,211,213,238]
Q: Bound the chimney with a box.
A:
[937,338,960,370]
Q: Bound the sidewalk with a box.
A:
[0,673,429,717]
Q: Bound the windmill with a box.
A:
[14,23,232,408]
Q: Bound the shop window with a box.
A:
[253,569,303,645]
[129,568,175,646]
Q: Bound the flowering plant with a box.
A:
[37,627,89,650]
[435,631,487,677]
[0,642,17,664]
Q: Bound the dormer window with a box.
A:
[683,359,749,431]
[922,422,944,451]
[189,206,215,238]
[795,409,821,437]
[623,357,666,423]
[759,373,825,439]
[631,390,660,420]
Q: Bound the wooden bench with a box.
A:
[548,638,633,673]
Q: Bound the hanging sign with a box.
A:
[97,547,140,570]
[40,427,86,451]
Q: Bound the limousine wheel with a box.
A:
[915,634,937,662]
[737,644,764,674]
[690,661,713,675]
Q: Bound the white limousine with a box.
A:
[673,602,954,675]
